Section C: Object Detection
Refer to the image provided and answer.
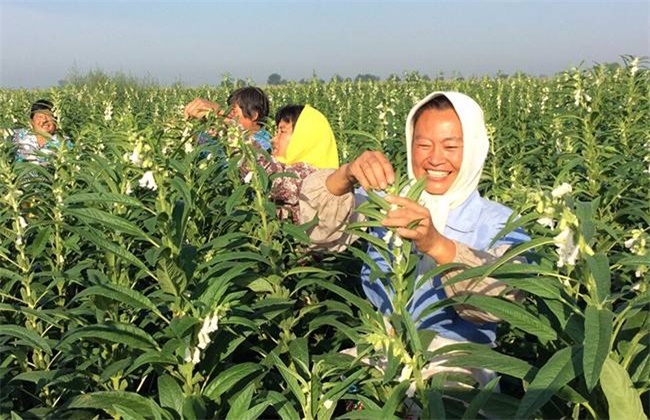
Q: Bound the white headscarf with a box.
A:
[404,91,489,233]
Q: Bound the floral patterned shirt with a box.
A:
[11,128,73,165]
[241,149,318,224]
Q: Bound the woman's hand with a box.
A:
[326,151,396,196]
[347,151,395,190]
[183,98,222,120]
[382,195,456,264]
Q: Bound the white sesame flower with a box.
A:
[399,365,413,382]
[184,141,194,154]
[630,57,640,75]
[183,347,190,362]
[197,331,210,350]
[406,381,417,398]
[551,183,572,199]
[138,171,158,191]
[103,103,113,121]
[537,217,555,228]
[18,216,27,229]
[243,171,253,184]
[184,346,201,364]
[554,227,580,268]
[125,183,132,195]
[196,313,220,350]
[129,147,141,165]
[624,237,636,249]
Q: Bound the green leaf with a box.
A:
[58,322,158,351]
[156,258,187,297]
[505,277,562,300]
[64,192,146,208]
[182,394,207,420]
[295,279,379,320]
[226,184,249,214]
[10,369,64,385]
[226,382,255,420]
[405,175,427,201]
[452,295,557,341]
[266,351,307,407]
[67,391,166,420]
[74,283,166,321]
[383,343,400,384]
[321,368,366,401]
[398,302,422,355]
[26,226,52,258]
[206,251,271,266]
[462,376,500,420]
[616,255,650,267]
[264,390,301,420]
[0,268,22,281]
[204,363,266,402]
[171,199,188,248]
[585,253,611,304]
[575,200,596,242]
[308,317,359,342]
[438,343,535,382]
[583,305,613,391]
[600,357,647,420]
[289,337,310,378]
[100,358,133,383]
[126,352,177,375]
[66,207,156,244]
[158,374,183,415]
[240,402,272,420]
[69,227,152,275]
[112,405,146,420]
[281,222,311,244]
[381,381,410,416]
[422,373,446,420]
[0,325,52,355]
[515,346,583,419]
[283,266,334,278]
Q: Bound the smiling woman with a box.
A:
[298,91,531,386]
[10,99,73,165]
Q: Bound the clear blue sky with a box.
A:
[1,0,648,88]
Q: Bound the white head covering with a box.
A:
[404,91,489,233]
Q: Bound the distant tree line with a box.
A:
[58,68,160,89]
[55,61,634,90]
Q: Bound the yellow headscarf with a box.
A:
[276,105,339,169]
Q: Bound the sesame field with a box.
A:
[0,57,648,419]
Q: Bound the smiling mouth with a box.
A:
[426,170,450,179]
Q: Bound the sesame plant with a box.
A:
[0,56,647,419]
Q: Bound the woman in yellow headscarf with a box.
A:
[273,104,339,169]
[241,104,339,223]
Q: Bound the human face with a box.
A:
[228,103,258,132]
[272,120,293,158]
[411,108,463,195]
[31,111,57,135]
